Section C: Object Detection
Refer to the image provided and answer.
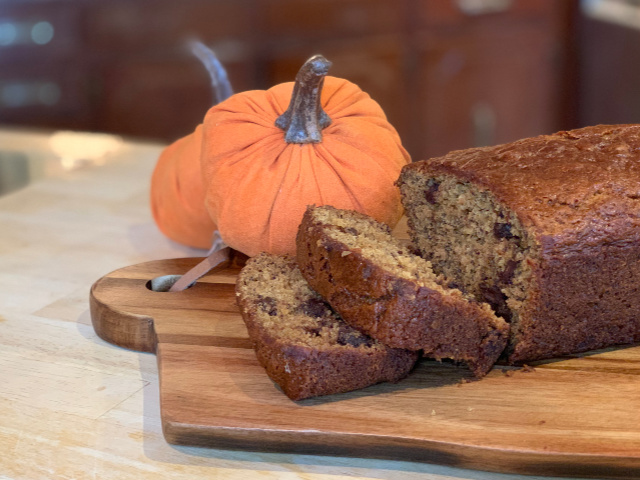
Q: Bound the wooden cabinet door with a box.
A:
[413,23,560,160]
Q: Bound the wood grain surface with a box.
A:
[90,256,640,479]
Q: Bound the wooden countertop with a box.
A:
[0,130,592,480]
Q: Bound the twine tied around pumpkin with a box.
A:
[168,231,230,292]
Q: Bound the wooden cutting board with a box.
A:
[89,256,640,479]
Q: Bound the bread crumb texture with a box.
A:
[236,254,385,350]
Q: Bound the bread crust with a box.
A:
[296,207,509,377]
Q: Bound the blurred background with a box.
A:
[0,0,638,161]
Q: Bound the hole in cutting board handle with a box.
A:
[146,275,195,292]
[146,247,236,293]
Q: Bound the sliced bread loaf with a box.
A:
[296,205,509,377]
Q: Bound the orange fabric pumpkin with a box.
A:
[151,55,410,256]
[151,124,215,249]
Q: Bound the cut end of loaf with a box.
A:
[397,168,537,359]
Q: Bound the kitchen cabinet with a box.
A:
[0,0,576,160]
[0,1,92,130]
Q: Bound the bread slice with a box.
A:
[296,205,509,377]
[235,253,418,400]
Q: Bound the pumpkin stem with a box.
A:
[190,40,233,104]
[275,55,332,144]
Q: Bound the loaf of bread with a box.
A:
[397,124,640,364]
[296,205,509,377]
[235,253,418,400]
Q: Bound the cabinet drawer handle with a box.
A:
[0,81,61,108]
[456,0,513,15]
[0,20,54,46]
[471,102,496,147]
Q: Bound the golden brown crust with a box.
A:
[404,124,640,255]
[296,206,509,377]
[236,254,418,400]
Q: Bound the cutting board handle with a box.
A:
[89,253,246,353]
